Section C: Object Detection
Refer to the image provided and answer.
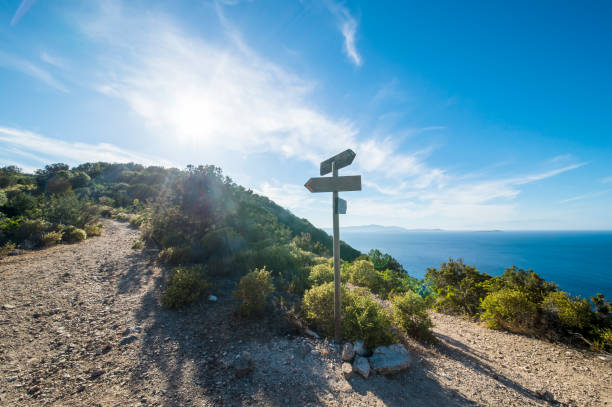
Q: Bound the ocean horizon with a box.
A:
[334,228,612,299]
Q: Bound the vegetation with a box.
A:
[3,162,609,352]
[233,267,275,317]
[426,259,612,351]
[161,265,210,309]
[390,291,435,343]
[302,282,396,348]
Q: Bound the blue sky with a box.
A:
[1,0,611,230]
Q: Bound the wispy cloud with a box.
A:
[325,2,362,66]
[602,176,612,184]
[0,126,172,169]
[0,51,68,92]
[79,5,363,167]
[559,189,612,204]
[10,0,37,26]
[40,51,68,69]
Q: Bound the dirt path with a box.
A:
[1,220,610,406]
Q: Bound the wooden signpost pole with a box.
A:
[305,149,361,343]
[332,161,341,343]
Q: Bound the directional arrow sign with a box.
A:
[320,149,356,176]
[335,197,347,215]
[304,175,361,193]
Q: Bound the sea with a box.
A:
[337,229,612,299]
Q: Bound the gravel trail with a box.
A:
[1,220,610,406]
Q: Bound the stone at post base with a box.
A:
[341,342,355,361]
[341,362,354,380]
[368,344,412,375]
[352,355,370,378]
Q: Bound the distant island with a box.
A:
[325,225,503,234]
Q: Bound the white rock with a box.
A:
[341,362,354,380]
[352,355,370,378]
[368,344,412,375]
[341,343,355,361]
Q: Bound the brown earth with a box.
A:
[1,219,611,406]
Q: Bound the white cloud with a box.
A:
[79,6,366,169]
[559,189,611,204]
[602,176,612,184]
[0,51,68,92]
[67,3,590,230]
[340,13,361,66]
[10,0,37,26]
[40,51,68,69]
[0,126,172,169]
[326,2,362,67]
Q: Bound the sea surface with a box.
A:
[338,230,612,299]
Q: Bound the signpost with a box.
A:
[304,149,361,343]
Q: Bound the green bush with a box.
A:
[426,259,492,316]
[62,226,87,243]
[0,242,16,258]
[233,267,274,317]
[113,211,134,223]
[592,328,612,352]
[390,291,435,342]
[309,263,334,286]
[161,265,209,309]
[13,218,51,245]
[542,291,592,331]
[481,288,538,333]
[158,246,194,265]
[41,231,63,247]
[347,259,385,294]
[302,282,396,348]
[84,223,103,237]
[343,287,397,348]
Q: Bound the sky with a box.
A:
[0,0,611,230]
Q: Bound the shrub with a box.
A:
[131,239,144,249]
[62,226,87,243]
[70,171,91,189]
[303,282,396,348]
[497,266,557,304]
[481,289,538,333]
[390,291,435,342]
[347,259,384,294]
[161,265,209,309]
[0,242,16,258]
[309,263,334,286]
[84,223,103,237]
[41,231,63,247]
[542,291,592,331]
[13,218,51,245]
[233,267,274,317]
[113,211,134,223]
[343,287,397,348]
[199,227,243,260]
[592,328,612,352]
[426,259,492,316]
[158,246,194,265]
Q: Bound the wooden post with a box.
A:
[304,149,361,344]
[332,161,342,343]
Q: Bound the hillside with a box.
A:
[1,219,610,406]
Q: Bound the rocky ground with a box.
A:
[1,220,611,406]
